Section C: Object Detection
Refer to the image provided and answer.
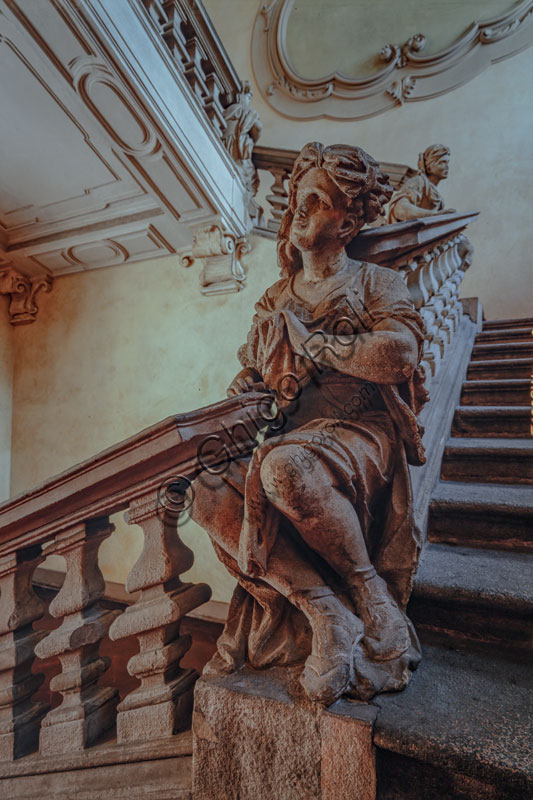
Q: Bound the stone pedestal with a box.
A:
[192,669,377,800]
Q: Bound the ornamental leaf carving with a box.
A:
[252,0,533,120]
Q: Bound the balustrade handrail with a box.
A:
[0,392,266,555]
[348,211,479,266]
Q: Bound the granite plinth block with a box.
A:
[192,669,377,800]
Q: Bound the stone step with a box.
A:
[461,378,530,406]
[375,642,533,800]
[428,479,533,548]
[466,358,532,380]
[451,406,532,437]
[470,341,533,361]
[441,438,533,484]
[475,326,533,344]
[482,316,533,331]
[409,543,533,651]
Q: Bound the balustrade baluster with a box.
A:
[183,35,209,101]
[204,71,226,136]
[266,166,289,231]
[109,488,211,742]
[161,0,189,66]
[34,518,119,755]
[0,546,48,760]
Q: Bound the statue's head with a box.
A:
[277,142,393,276]
[417,144,450,181]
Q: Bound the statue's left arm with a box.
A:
[287,316,418,384]
[284,267,423,385]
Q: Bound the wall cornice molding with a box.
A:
[252,0,533,120]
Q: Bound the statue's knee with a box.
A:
[260,445,325,518]
[261,446,299,496]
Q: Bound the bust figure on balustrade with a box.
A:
[388,143,453,223]
[190,142,429,705]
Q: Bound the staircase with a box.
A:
[374,317,533,799]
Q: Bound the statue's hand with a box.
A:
[442,207,456,214]
[227,367,268,397]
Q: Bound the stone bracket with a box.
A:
[0,266,52,325]
[181,217,250,295]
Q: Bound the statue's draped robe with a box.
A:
[388,172,444,223]
[206,261,428,699]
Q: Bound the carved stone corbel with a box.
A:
[0,266,52,325]
[182,218,250,296]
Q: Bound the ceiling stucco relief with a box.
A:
[0,0,253,294]
[252,0,533,119]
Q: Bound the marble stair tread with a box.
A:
[466,358,533,379]
[431,475,533,507]
[441,439,533,484]
[451,405,531,437]
[470,341,533,360]
[482,316,533,331]
[412,543,533,612]
[461,378,531,406]
[475,326,533,343]
[373,642,533,799]
[427,479,533,549]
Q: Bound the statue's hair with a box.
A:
[417,143,450,175]
[277,142,393,277]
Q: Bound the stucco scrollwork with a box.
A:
[252,0,533,120]
[181,217,249,296]
[0,266,52,325]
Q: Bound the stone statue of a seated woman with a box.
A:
[190,142,429,705]
[388,143,453,222]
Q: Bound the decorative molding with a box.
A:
[0,266,52,325]
[182,217,249,295]
[29,224,175,275]
[252,0,533,120]
[0,0,253,280]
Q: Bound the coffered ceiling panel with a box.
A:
[0,0,249,279]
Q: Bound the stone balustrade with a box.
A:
[141,0,243,139]
[0,393,265,762]
[348,212,478,384]
[252,145,418,236]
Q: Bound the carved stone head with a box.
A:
[277,142,393,276]
[417,143,451,182]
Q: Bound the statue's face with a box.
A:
[428,152,450,180]
[290,168,353,253]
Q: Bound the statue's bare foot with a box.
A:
[351,569,410,661]
[295,592,363,705]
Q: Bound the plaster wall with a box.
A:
[10,238,279,601]
[0,301,13,501]
[205,0,533,320]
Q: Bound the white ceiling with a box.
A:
[0,0,249,279]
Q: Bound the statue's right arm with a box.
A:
[227,367,266,397]
[226,280,286,397]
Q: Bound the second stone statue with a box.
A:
[190,141,429,705]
